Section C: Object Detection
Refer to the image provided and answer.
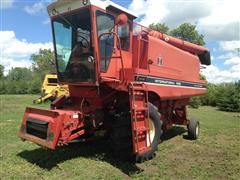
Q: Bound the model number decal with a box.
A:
[135,75,205,88]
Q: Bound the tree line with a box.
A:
[0,49,55,94]
[190,83,240,112]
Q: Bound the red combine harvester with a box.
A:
[18,0,211,162]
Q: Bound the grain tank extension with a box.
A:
[18,0,211,162]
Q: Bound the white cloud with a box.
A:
[0,0,14,9]
[199,22,239,41]
[129,0,212,27]
[202,54,240,83]
[205,40,240,83]
[198,0,240,25]
[211,55,214,61]
[202,62,240,84]
[230,63,240,72]
[128,0,240,41]
[2,58,32,72]
[203,46,240,83]
[128,0,240,83]
[216,52,235,60]
[24,1,45,15]
[162,1,212,28]
[0,31,52,74]
[42,18,50,25]
[128,0,146,17]
[224,56,240,65]
[23,0,54,14]
[219,40,240,52]
[129,0,169,26]
[198,3,240,41]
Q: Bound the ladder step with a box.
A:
[129,83,151,154]
[135,127,149,132]
[135,114,145,119]
[132,87,145,91]
[133,91,145,96]
[138,147,150,153]
[134,107,147,111]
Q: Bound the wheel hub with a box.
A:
[196,124,199,136]
[147,118,155,147]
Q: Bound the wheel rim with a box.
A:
[147,118,155,147]
[196,124,199,136]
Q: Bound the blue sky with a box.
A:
[1,0,240,83]
[2,0,52,42]
[2,0,129,42]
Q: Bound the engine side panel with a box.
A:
[147,36,201,83]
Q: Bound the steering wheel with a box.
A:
[77,35,90,49]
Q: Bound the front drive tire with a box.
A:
[110,103,162,163]
[135,103,162,163]
[187,118,200,140]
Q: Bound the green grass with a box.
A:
[0,94,239,179]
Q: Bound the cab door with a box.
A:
[96,11,132,81]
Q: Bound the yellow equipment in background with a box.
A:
[33,74,69,104]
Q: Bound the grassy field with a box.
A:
[0,95,239,179]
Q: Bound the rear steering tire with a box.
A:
[110,103,162,162]
[187,118,200,140]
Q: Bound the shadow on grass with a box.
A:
[161,126,187,141]
[17,126,187,175]
[17,138,142,176]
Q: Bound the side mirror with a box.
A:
[115,13,128,26]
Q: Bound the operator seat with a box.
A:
[67,43,91,81]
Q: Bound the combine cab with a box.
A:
[19,0,211,162]
[33,74,69,104]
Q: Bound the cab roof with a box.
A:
[47,0,137,19]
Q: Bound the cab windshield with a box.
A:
[53,9,95,83]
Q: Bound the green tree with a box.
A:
[6,67,32,94]
[149,23,169,33]
[0,49,56,94]
[0,64,4,79]
[200,73,206,80]
[170,23,205,45]
[189,96,201,108]
[216,83,240,112]
[28,74,41,94]
[149,22,205,45]
[31,49,56,79]
[0,80,6,94]
[200,83,219,106]
[7,67,32,81]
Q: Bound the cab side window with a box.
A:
[117,22,130,51]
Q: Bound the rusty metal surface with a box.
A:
[19,107,87,149]
[18,131,55,149]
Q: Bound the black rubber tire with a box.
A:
[187,118,200,140]
[135,103,162,163]
[110,103,162,162]
[110,111,134,161]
